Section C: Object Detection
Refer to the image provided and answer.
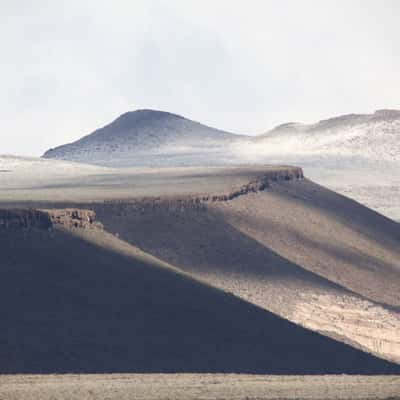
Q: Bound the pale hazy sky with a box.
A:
[2,0,399,156]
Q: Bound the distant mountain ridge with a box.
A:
[77,109,239,143]
[256,109,400,163]
[43,109,246,167]
[264,109,400,135]
[43,108,400,167]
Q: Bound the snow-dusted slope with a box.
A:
[236,109,400,221]
[43,108,400,167]
[43,110,246,167]
[255,109,400,162]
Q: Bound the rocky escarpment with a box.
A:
[44,209,103,230]
[0,208,103,231]
[99,167,304,214]
[1,168,303,228]
[204,167,304,202]
[0,209,52,230]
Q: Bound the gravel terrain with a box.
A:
[1,374,399,400]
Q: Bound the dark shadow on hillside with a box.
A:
[0,228,399,374]
[93,202,356,294]
[218,205,400,310]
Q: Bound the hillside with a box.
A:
[42,110,246,167]
[92,179,400,363]
[256,109,400,162]
[2,208,398,374]
[1,165,399,364]
[242,109,400,220]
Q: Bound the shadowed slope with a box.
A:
[92,179,400,362]
[215,179,400,307]
[0,224,398,374]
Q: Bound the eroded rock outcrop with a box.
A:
[0,208,104,231]
[204,167,304,201]
[44,209,103,230]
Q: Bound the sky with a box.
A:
[1,0,400,156]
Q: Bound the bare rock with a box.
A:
[44,209,103,230]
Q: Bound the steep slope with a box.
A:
[1,211,398,374]
[90,178,400,363]
[2,165,400,364]
[42,110,246,167]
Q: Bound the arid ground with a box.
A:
[1,374,400,400]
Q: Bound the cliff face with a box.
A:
[44,209,103,230]
[0,208,103,231]
[203,167,304,202]
[0,209,52,230]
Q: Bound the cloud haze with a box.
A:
[1,0,399,156]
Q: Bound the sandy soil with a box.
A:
[1,374,399,400]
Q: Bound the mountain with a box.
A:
[42,110,246,167]
[256,109,400,162]
[43,108,400,167]
[2,207,398,374]
[245,109,400,221]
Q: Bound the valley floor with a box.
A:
[1,374,399,400]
